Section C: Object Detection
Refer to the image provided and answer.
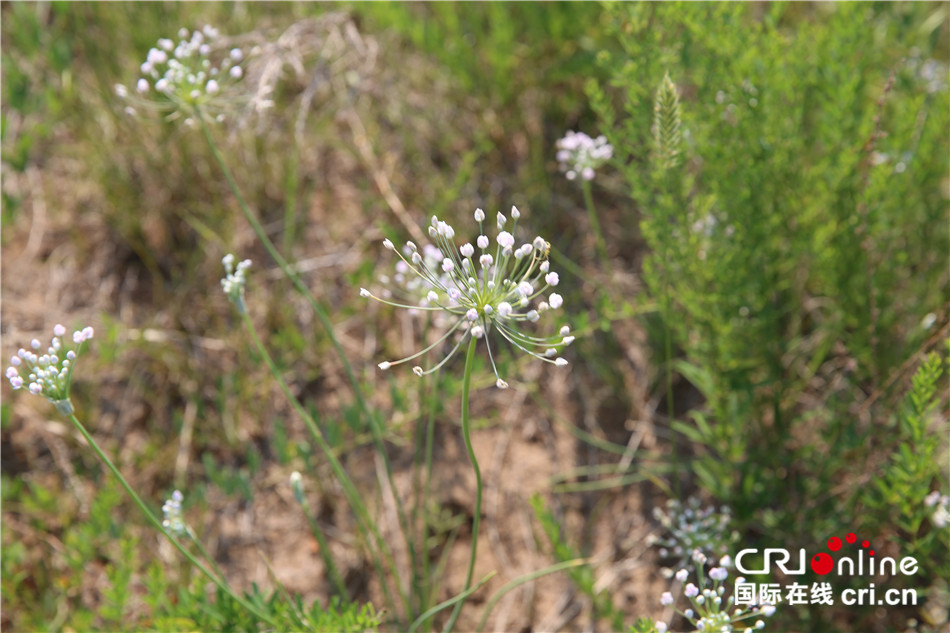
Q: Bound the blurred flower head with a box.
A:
[6,323,94,415]
[221,254,252,314]
[115,25,246,124]
[556,130,613,181]
[162,490,187,536]
[362,206,574,388]
[649,496,739,573]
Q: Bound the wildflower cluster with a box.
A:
[925,490,950,529]
[115,25,245,123]
[361,206,573,388]
[656,551,776,633]
[221,254,252,313]
[162,490,187,536]
[649,497,739,573]
[555,130,614,181]
[6,324,94,415]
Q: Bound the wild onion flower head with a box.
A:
[6,324,94,416]
[362,206,573,389]
[162,490,187,536]
[115,26,245,124]
[555,130,613,181]
[221,254,252,314]
[657,562,776,633]
[649,496,739,573]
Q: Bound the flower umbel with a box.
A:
[656,557,776,633]
[362,206,573,388]
[555,130,614,181]
[116,25,245,124]
[6,324,94,415]
[162,490,187,536]
[221,254,252,314]
[649,496,739,573]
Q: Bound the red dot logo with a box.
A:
[811,552,834,575]
[846,533,856,544]
[828,536,842,552]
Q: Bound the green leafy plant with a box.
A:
[861,348,950,580]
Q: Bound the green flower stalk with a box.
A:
[555,131,613,268]
[6,326,279,628]
[363,206,573,632]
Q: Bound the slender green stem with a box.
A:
[241,311,405,615]
[186,527,227,581]
[581,179,610,271]
[663,247,678,497]
[199,114,416,601]
[283,140,300,256]
[443,337,482,633]
[475,559,590,633]
[64,411,278,628]
[410,572,495,633]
